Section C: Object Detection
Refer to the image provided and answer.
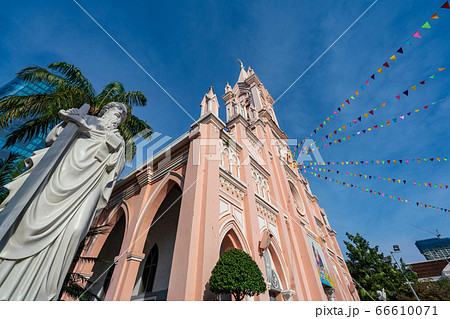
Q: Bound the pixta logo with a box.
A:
[295,139,324,165]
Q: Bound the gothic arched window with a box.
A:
[142,244,158,293]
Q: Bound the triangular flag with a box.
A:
[396,95,401,100]
[371,74,375,80]
[424,105,429,109]
[364,113,368,118]
[430,74,435,78]
[431,12,439,19]
[403,90,408,96]
[411,85,416,91]
[382,102,386,107]
[390,55,396,61]
[405,40,412,46]
[346,99,350,104]
[365,80,369,85]
[383,62,389,68]
[350,95,355,100]
[397,47,403,54]
[412,31,421,38]
[355,90,359,96]
[420,80,425,85]
[422,21,431,29]
[439,68,445,71]
[377,68,383,74]
[441,1,450,9]
[369,110,374,115]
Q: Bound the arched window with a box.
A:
[142,244,158,293]
[289,183,305,216]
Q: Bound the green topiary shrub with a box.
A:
[209,248,266,301]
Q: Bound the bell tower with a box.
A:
[222,60,279,127]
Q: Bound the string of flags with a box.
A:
[301,169,449,212]
[302,1,449,141]
[303,156,448,166]
[297,97,448,154]
[300,68,445,147]
[301,164,448,190]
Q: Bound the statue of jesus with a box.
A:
[0,102,127,300]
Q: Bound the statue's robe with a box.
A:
[0,118,125,300]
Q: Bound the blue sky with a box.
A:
[1,0,449,263]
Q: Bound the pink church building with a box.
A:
[73,64,359,301]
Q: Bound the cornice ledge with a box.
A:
[305,189,319,202]
[326,225,337,236]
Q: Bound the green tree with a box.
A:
[209,248,266,301]
[0,152,25,204]
[397,278,450,301]
[344,232,418,301]
[0,62,152,161]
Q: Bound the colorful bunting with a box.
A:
[442,1,450,9]
[297,97,448,155]
[301,2,446,141]
[422,21,431,29]
[301,156,447,167]
[301,165,448,190]
[301,67,444,150]
[300,169,448,213]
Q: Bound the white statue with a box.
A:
[0,102,127,300]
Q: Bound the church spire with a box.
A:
[200,86,220,117]
[222,62,279,126]
[237,59,248,82]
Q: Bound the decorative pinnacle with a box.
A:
[238,59,244,69]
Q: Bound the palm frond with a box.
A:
[61,281,100,301]
[0,84,91,130]
[0,152,24,204]
[127,115,153,139]
[86,224,112,237]
[0,152,23,186]
[15,65,66,89]
[48,62,95,100]
[4,115,59,147]
[94,82,126,113]
[118,124,136,162]
[118,90,147,107]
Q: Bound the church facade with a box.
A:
[74,65,359,301]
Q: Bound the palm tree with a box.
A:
[0,62,152,161]
[0,152,25,204]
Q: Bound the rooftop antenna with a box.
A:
[411,225,441,238]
